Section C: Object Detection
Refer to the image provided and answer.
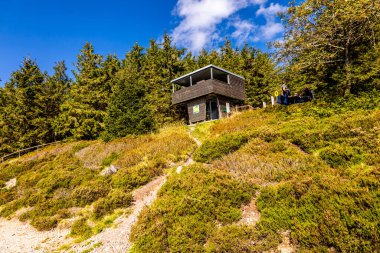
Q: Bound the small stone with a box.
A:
[101,165,120,176]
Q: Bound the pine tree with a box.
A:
[55,43,113,139]
[0,58,46,153]
[42,61,70,141]
[104,43,154,138]
[143,34,185,126]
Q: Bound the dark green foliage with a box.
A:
[318,144,364,168]
[193,132,249,163]
[130,165,256,253]
[104,79,155,138]
[55,43,119,140]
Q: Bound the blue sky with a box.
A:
[0,0,288,84]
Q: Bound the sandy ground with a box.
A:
[0,218,70,253]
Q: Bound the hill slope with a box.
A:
[1,102,379,252]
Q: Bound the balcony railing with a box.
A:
[172,79,245,105]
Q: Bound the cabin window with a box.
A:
[193,105,200,114]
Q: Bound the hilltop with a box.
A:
[0,100,379,252]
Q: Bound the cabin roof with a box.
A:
[171,64,245,86]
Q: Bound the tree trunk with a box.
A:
[344,36,352,96]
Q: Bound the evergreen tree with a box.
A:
[143,34,185,126]
[105,43,154,138]
[55,43,114,139]
[0,58,46,153]
[41,61,70,142]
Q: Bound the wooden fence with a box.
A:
[1,141,62,163]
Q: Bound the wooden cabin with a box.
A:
[171,65,245,124]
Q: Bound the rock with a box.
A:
[5,178,16,189]
[101,165,120,176]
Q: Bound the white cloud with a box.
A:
[256,3,287,21]
[231,18,257,46]
[171,0,287,52]
[256,3,287,40]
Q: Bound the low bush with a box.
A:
[70,180,110,206]
[130,165,256,252]
[70,217,93,239]
[93,189,133,219]
[193,132,250,163]
[30,216,58,231]
[318,144,364,168]
[256,169,380,252]
[205,225,279,253]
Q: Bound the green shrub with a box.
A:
[111,161,163,189]
[193,133,250,163]
[70,217,92,239]
[130,165,256,252]
[205,225,279,253]
[30,216,58,231]
[71,180,110,206]
[318,144,364,168]
[93,189,133,219]
[256,170,380,252]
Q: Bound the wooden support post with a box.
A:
[227,74,230,84]
[217,97,221,119]
[210,68,213,79]
[190,76,193,86]
[172,83,175,93]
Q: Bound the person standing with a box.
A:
[281,81,289,105]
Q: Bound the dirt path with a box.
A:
[176,127,202,174]
[0,127,202,253]
[67,175,167,253]
[0,218,70,253]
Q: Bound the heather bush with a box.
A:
[130,165,256,252]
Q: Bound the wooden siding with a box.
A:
[187,97,206,124]
[172,79,245,105]
[218,96,230,119]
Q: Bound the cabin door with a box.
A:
[206,99,219,120]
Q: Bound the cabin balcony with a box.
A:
[172,79,245,105]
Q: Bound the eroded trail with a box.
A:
[68,127,202,252]
[68,175,167,253]
[176,126,202,174]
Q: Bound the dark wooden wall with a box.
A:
[187,97,206,124]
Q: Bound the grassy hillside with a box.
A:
[0,125,195,238]
[131,101,380,252]
[1,99,379,252]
